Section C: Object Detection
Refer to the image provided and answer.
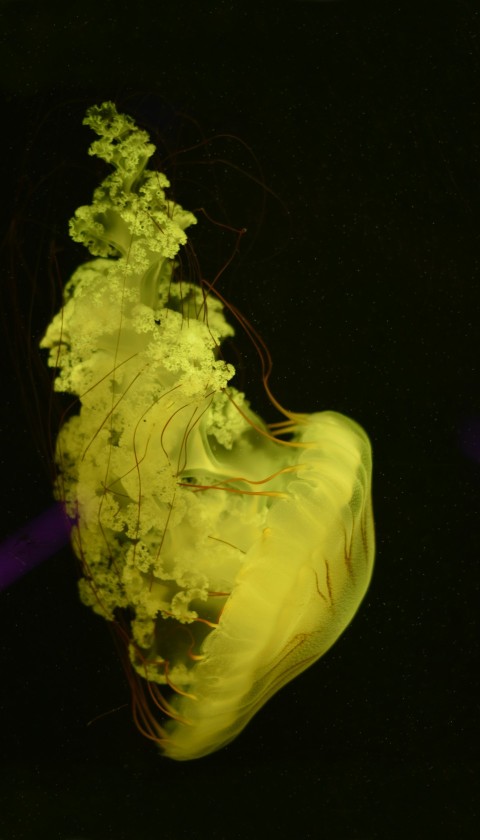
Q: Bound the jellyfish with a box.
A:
[39,102,375,761]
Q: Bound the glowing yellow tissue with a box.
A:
[40,103,374,760]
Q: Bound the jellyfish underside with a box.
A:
[40,103,374,761]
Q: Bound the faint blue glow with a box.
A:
[0,503,73,591]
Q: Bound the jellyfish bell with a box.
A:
[39,102,374,760]
[149,409,373,761]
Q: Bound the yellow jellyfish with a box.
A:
[40,102,374,761]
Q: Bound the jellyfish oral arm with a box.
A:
[40,102,374,760]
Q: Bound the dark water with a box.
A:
[0,2,478,838]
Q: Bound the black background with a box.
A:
[0,1,479,838]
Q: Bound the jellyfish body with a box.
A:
[40,103,374,760]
